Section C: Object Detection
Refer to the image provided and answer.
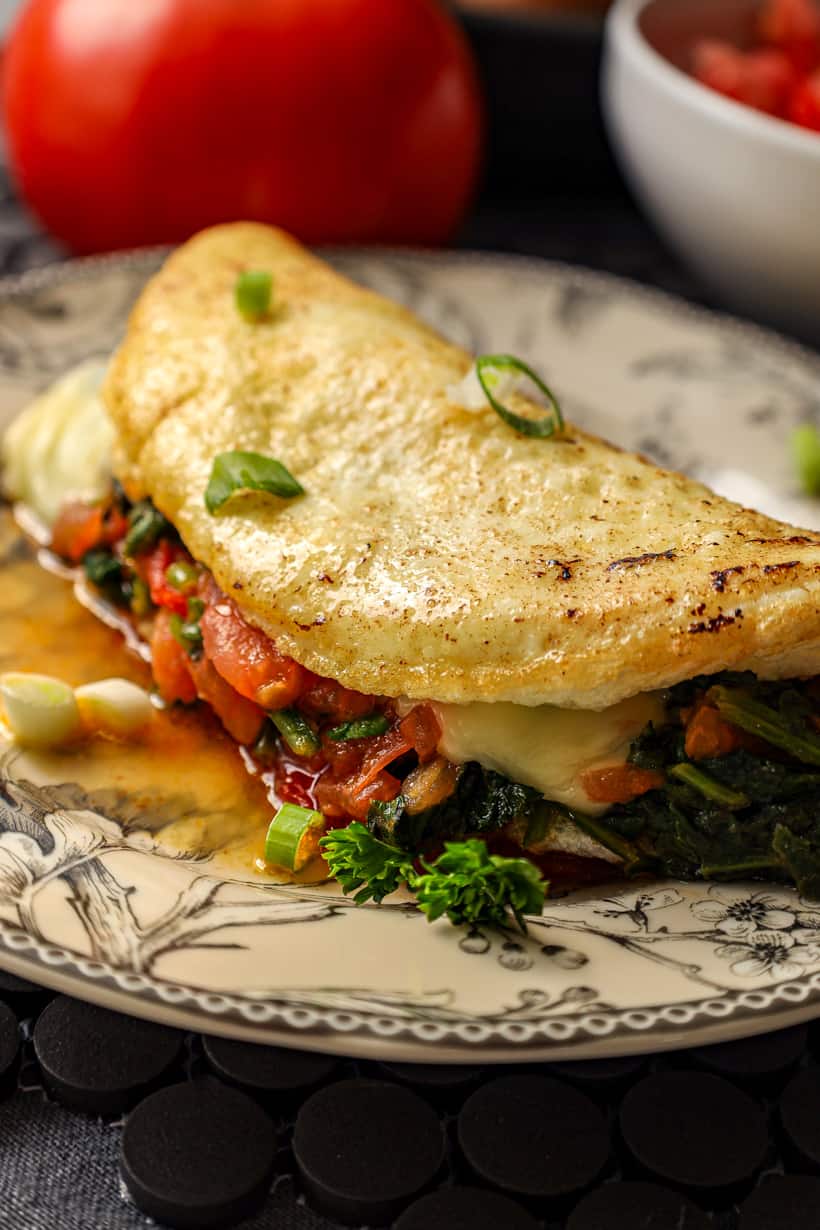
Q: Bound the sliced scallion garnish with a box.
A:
[328,713,389,741]
[235,270,273,322]
[165,560,198,593]
[205,451,304,514]
[475,354,564,439]
[265,802,326,871]
[270,708,320,758]
[791,424,820,496]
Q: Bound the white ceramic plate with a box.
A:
[1,248,820,1063]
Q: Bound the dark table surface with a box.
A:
[1,174,818,1230]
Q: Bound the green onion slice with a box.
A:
[270,708,320,758]
[328,713,389,741]
[169,597,205,659]
[165,560,198,593]
[669,762,749,809]
[791,424,820,497]
[205,451,304,515]
[265,802,325,872]
[475,354,564,439]
[235,270,273,321]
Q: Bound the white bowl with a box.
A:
[602,0,820,341]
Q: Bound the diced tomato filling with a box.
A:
[138,541,191,615]
[50,493,450,825]
[186,655,266,745]
[298,674,376,722]
[581,765,665,806]
[50,500,128,563]
[200,592,305,708]
[150,609,198,706]
[315,769,403,821]
[399,704,441,762]
[684,702,744,760]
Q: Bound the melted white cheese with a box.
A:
[433,692,666,817]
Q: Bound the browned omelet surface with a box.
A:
[103,223,820,708]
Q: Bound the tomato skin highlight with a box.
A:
[151,609,197,706]
[2,0,482,254]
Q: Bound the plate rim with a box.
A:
[2,244,820,1060]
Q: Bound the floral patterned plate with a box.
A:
[1,248,820,1063]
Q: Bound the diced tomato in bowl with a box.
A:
[690,0,820,131]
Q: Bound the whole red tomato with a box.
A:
[2,0,482,253]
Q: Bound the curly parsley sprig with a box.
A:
[319,824,548,933]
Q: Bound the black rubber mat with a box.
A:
[2,981,820,1228]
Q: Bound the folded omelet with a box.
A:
[6,223,820,897]
[106,224,820,709]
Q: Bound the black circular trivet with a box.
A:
[0,1000,20,1099]
[778,1067,820,1173]
[293,1078,444,1225]
[393,1184,539,1229]
[738,1174,820,1228]
[457,1074,610,1205]
[548,1055,648,1099]
[33,995,184,1115]
[0,968,53,1017]
[120,1078,278,1229]
[202,1035,338,1108]
[376,1060,482,1107]
[619,1071,768,1202]
[689,1025,807,1092]
[566,1180,711,1229]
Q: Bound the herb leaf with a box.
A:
[235,270,273,321]
[415,840,547,933]
[319,822,548,930]
[205,451,304,514]
[83,548,130,607]
[319,822,414,904]
[123,500,173,556]
[475,354,564,439]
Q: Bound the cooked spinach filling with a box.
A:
[582,673,820,897]
[366,673,820,899]
[368,764,543,851]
